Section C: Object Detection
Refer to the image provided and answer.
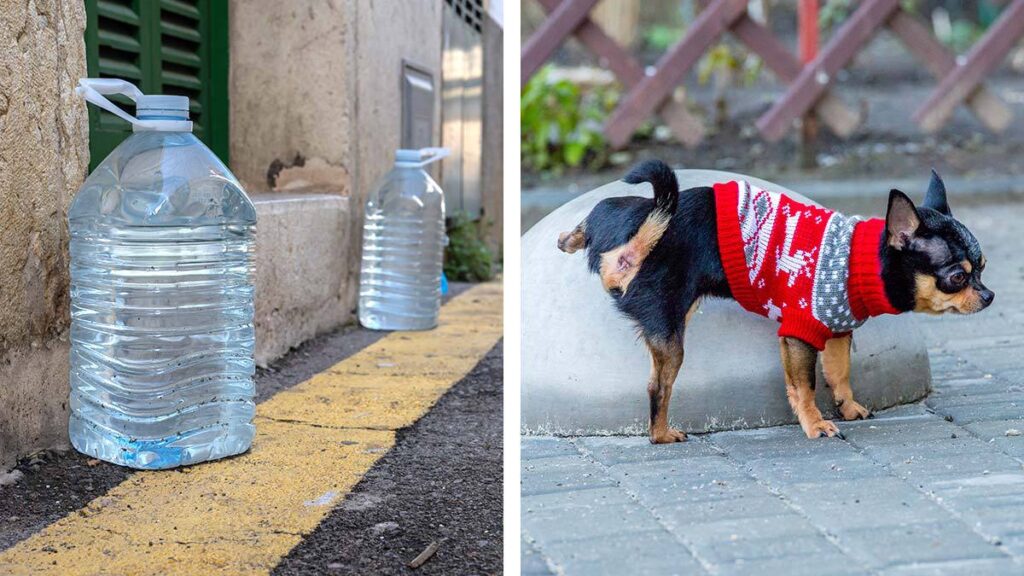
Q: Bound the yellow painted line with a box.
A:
[0,282,502,575]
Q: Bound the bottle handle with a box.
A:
[415,147,450,167]
[75,78,192,132]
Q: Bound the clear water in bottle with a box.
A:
[358,149,447,330]
[68,86,257,469]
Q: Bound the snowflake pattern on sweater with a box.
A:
[715,180,900,350]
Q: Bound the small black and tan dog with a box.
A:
[558,160,993,443]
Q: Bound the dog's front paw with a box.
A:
[650,428,687,444]
[838,400,872,421]
[804,419,844,440]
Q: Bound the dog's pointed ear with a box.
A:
[886,189,921,250]
[923,168,951,216]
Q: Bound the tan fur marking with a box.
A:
[557,222,587,254]
[685,298,702,326]
[599,210,671,294]
[822,335,871,420]
[914,273,985,314]
[779,337,841,439]
[962,260,972,273]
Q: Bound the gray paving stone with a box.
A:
[523,485,633,513]
[713,554,869,576]
[521,436,580,460]
[837,521,1004,569]
[689,533,839,566]
[523,501,665,544]
[710,426,858,459]
[867,444,1021,482]
[656,494,794,527]
[963,419,1024,459]
[741,451,888,484]
[575,436,721,466]
[879,557,1024,576]
[840,416,955,446]
[679,513,820,543]
[932,398,1024,425]
[929,391,1024,410]
[779,477,952,531]
[539,529,707,576]
[522,535,555,576]
[521,455,618,496]
[928,377,1006,394]
[622,476,768,509]
[610,454,751,485]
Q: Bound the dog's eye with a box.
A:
[951,271,967,286]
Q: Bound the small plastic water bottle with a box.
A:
[68,79,257,469]
[358,148,448,330]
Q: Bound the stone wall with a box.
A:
[0,0,88,470]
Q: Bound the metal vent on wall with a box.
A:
[441,0,484,217]
[444,0,484,33]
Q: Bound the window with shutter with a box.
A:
[83,0,229,170]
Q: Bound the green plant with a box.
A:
[521,67,614,174]
[820,0,918,32]
[819,0,852,32]
[697,43,763,88]
[444,212,495,282]
[939,18,984,53]
[644,24,685,52]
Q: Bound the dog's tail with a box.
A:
[601,160,679,293]
[623,159,679,216]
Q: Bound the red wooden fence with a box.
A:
[522,0,1023,149]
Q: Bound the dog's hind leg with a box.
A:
[822,335,872,421]
[644,301,700,444]
[779,337,843,439]
[645,334,686,443]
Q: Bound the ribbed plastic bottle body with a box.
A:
[358,166,446,330]
[68,130,257,469]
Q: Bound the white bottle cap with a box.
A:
[136,95,190,119]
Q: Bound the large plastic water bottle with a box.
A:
[68,79,257,469]
[358,148,448,330]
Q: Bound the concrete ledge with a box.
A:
[253,192,352,367]
[521,170,931,436]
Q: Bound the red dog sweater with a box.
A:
[714,180,900,350]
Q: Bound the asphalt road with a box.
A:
[275,342,503,575]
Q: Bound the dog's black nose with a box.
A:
[980,289,995,306]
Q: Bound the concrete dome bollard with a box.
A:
[522,170,931,436]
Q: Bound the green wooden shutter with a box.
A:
[84,0,229,170]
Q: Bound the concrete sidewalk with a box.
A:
[522,202,1024,575]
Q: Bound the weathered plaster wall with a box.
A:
[228,0,357,195]
[0,0,88,470]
